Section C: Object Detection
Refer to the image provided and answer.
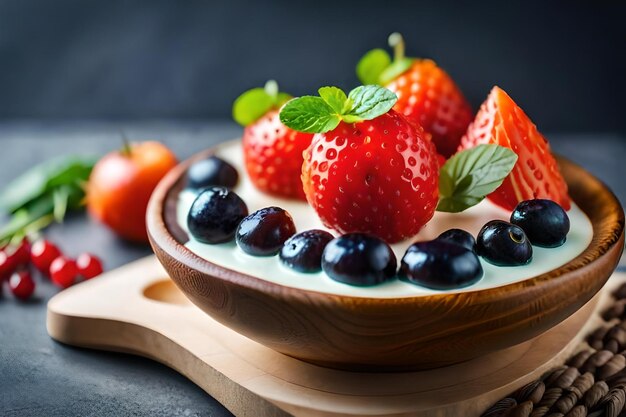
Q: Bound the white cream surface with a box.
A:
[176,141,593,298]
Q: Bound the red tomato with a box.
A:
[87,142,177,242]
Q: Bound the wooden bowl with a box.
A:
[147,142,625,371]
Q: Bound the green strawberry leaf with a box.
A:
[356,49,391,85]
[275,92,291,107]
[355,33,418,85]
[378,58,415,85]
[279,96,341,133]
[232,80,292,127]
[232,88,274,126]
[437,144,518,212]
[344,85,397,121]
[318,87,349,114]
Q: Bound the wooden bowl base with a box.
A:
[47,256,621,417]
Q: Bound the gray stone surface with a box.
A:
[0,122,624,416]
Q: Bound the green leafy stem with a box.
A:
[0,156,96,246]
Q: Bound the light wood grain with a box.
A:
[47,256,626,417]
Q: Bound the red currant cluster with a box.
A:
[0,238,104,301]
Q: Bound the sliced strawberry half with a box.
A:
[459,86,570,211]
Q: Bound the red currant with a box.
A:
[76,253,103,279]
[6,239,31,269]
[49,256,79,289]
[9,270,35,300]
[0,251,17,282]
[31,240,62,275]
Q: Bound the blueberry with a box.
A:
[400,240,483,290]
[436,228,476,252]
[510,199,570,248]
[321,233,397,286]
[236,207,296,256]
[187,156,239,189]
[187,187,248,244]
[476,220,533,266]
[279,230,334,273]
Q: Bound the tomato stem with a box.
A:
[120,133,133,157]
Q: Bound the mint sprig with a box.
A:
[437,144,518,212]
[232,80,292,126]
[356,32,416,86]
[279,85,397,134]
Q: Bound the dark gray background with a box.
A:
[0,1,625,132]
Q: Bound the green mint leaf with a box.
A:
[437,144,518,213]
[378,58,415,85]
[437,195,484,213]
[232,88,275,126]
[279,96,341,133]
[356,49,391,85]
[318,87,348,114]
[344,85,397,122]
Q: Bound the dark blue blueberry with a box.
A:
[279,229,334,273]
[510,199,570,248]
[187,187,248,244]
[236,207,296,256]
[476,220,533,266]
[187,156,239,189]
[400,240,483,290]
[321,233,397,286]
[436,228,476,252]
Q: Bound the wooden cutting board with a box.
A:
[46,256,620,417]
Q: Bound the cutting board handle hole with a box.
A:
[143,279,192,306]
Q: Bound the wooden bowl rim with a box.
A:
[147,139,625,304]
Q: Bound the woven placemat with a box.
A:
[483,270,626,417]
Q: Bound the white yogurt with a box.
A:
[176,141,593,298]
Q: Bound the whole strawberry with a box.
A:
[280,85,440,243]
[233,81,313,200]
[459,86,570,211]
[356,33,473,159]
